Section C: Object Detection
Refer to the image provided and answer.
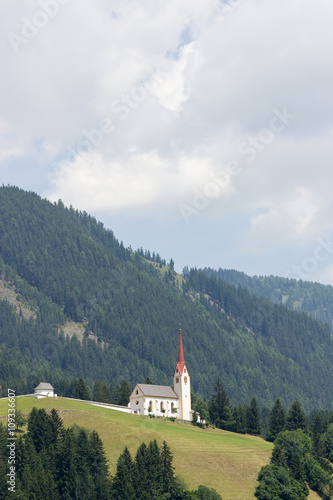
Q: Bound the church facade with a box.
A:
[129,331,192,421]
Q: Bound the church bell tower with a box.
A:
[173,329,191,421]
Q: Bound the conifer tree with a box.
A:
[50,408,65,442]
[73,378,90,400]
[93,380,111,403]
[247,397,262,435]
[27,408,55,453]
[115,380,131,406]
[209,379,234,430]
[233,405,248,434]
[135,442,149,499]
[160,441,176,494]
[111,447,137,500]
[147,440,163,497]
[55,428,78,498]
[286,401,307,432]
[266,399,286,442]
[89,430,110,498]
[311,414,325,459]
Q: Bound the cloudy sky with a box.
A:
[1,0,333,284]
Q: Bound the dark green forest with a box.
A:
[0,185,333,410]
[200,267,333,331]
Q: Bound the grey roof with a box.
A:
[34,382,54,391]
[136,384,178,399]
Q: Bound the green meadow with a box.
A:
[0,397,321,498]
[0,396,274,499]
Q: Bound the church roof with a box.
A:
[135,384,178,399]
[34,382,54,391]
[176,330,185,375]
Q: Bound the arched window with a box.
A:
[171,402,174,412]
[184,377,187,384]
[148,400,153,412]
[160,401,164,412]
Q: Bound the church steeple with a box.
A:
[173,328,191,421]
[177,329,185,375]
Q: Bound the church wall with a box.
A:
[130,395,179,417]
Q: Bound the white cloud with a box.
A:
[1,0,333,280]
[245,187,319,253]
[47,150,222,214]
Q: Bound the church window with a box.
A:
[135,389,138,395]
[176,377,179,383]
[171,402,174,412]
[184,368,187,373]
[136,401,139,405]
[160,401,165,412]
[176,368,178,373]
[149,400,153,412]
[184,377,187,384]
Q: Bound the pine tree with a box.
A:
[89,430,111,499]
[56,428,78,498]
[27,408,55,453]
[266,399,286,442]
[311,414,325,459]
[73,378,90,400]
[233,405,248,434]
[50,408,65,442]
[135,442,149,500]
[115,380,131,406]
[286,401,307,432]
[160,441,176,494]
[111,447,137,499]
[247,397,262,435]
[147,440,163,496]
[209,379,235,430]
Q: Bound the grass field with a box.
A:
[0,396,274,499]
[0,397,322,499]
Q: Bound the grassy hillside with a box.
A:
[0,396,272,500]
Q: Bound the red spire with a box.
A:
[177,329,185,375]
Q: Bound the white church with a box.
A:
[129,330,192,421]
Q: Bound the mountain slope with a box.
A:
[200,267,333,330]
[0,185,332,410]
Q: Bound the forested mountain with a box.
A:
[0,185,332,411]
[200,267,333,330]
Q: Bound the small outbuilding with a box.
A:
[34,382,56,399]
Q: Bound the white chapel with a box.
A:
[129,330,192,421]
